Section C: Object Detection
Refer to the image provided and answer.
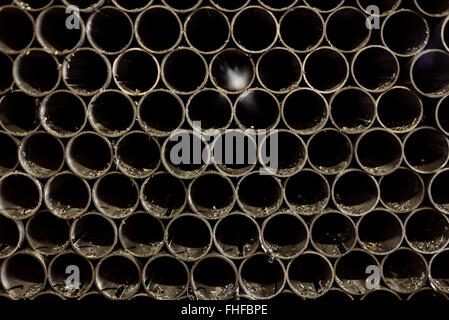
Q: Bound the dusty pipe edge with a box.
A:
[142,253,189,300]
[140,172,187,219]
[381,9,429,57]
[112,0,153,12]
[0,131,19,175]
[239,252,286,300]
[25,210,70,255]
[259,129,307,177]
[315,288,354,301]
[118,211,165,258]
[0,52,13,94]
[66,131,114,180]
[115,131,161,179]
[188,171,236,220]
[310,210,357,258]
[257,0,298,11]
[13,0,53,11]
[404,207,449,254]
[307,128,353,175]
[403,126,449,174]
[0,5,35,54]
[325,6,371,53]
[62,48,112,97]
[413,0,449,18]
[161,0,203,13]
[48,250,95,298]
[0,171,42,220]
[231,5,279,54]
[381,247,428,294]
[361,288,401,301]
[303,46,349,94]
[190,253,238,300]
[329,86,376,134]
[210,0,250,12]
[286,251,334,299]
[356,0,402,17]
[236,171,283,218]
[36,5,85,55]
[88,89,136,138]
[0,214,24,259]
[304,0,344,13]
[95,250,141,300]
[77,290,107,301]
[377,86,423,134]
[408,288,449,301]
[61,0,105,13]
[18,131,65,179]
[213,212,260,260]
[282,88,329,135]
[354,128,404,176]
[260,211,309,260]
[13,48,61,97]
[70,212,118,260]
[436,95,449,136]
[442,16,449,52]
[135,5,182,54]
[356,209,404,255]
[40,90,88,138]
[429,249,449,294]
[429,168,449,214]
[0,249,47,299]
[0,91,40,137]
[332,169,380,216]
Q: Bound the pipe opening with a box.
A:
[189,173,234,219]
[70,213,116,259]
[0,214,22,258]
[0,132,17,175]
[214,213,259,259]
[258,0,296,10]
[357,0,401,16]
[141,172,186,219]
[44,172,90,219]
[288,252,333,298]
[437,95,449,135]
[49,252,93,298]
[67,132,113,179]
[311,211,356,257]
[88,90,135,137]
[136,6,181,53]
[333,170,378,216]
[96,253,140,300]
[112,0,152,11]
[304,0,344,12]
[0,252,46,299]
[414,0,449,17]
[0,173,41,219]
[0,91,39,136]
[165,214,212,261]
[0,53,12,93]
[362,289,401,301]
[232,6,278,53]
[235,89,279,130]
[62,0,104,11]
[430,169,449,214]
[240,254,285,299]
[143,255,188,299]
[408,288,448,301]
[358,210,403,255]
[162,0,201,11]
[411,50,449,97]
[382,249,427,294]
[14,0,53,10]
[119,212,164,257]
[0,6,34,53]
[19,132,64,178]
[192,256,237,300]
[430,250,449,293]
[404,127,449,173]
[14,49,60,96]
[406,208,449,254]
[304,48,348,93]
[262,213,308,259]
[308,129,352,174]
[237,173,283,217]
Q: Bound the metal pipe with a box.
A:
[13,48,60,97]
[140,172,187,219]
[190,254,238,300]
[13,0,53,11]
[0,52,13,94]
[381,247,428,294]
[361,288,401,301]
[70,212,117,259]
[161,0,202,12]
[430,249,449,294]
[231,6,278,54]
[310,210,357,258]
[403,126,449,174]
[142,253,189,300]
[257,0,297,11]
[210,0,250,12]
[213,212,260,260]
[304,0,344,13]
[236,172,283,217]
[25,210,70,256]
[0,172,42,219]
[357,209,404,255]
[62,48,112,96]
[356,0,401,16]
[441,16,449,52]
[436,95,449,136]
[77,291,106,301]
[118,211,164,258]
[316,288,354,301]
[48,250,94,298]
[66,131,113,180]
[0,214,23,259]
[261,212,309,260]
[332,169,380,216]
[61,0,105,12]
[239,252,286,299]
[414,0,449,17]
[0,131,18,176]
[408,288,448,301]
[95,251,141,300]
[287,251,334,299]
[113,49,160,96]
[0,91,40,137]
[0,5,34,54]
[112,0,153,12]
[405,207,449,254]
[307,128,352,175]
[31,291,66,301]
[430,168,449,214]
